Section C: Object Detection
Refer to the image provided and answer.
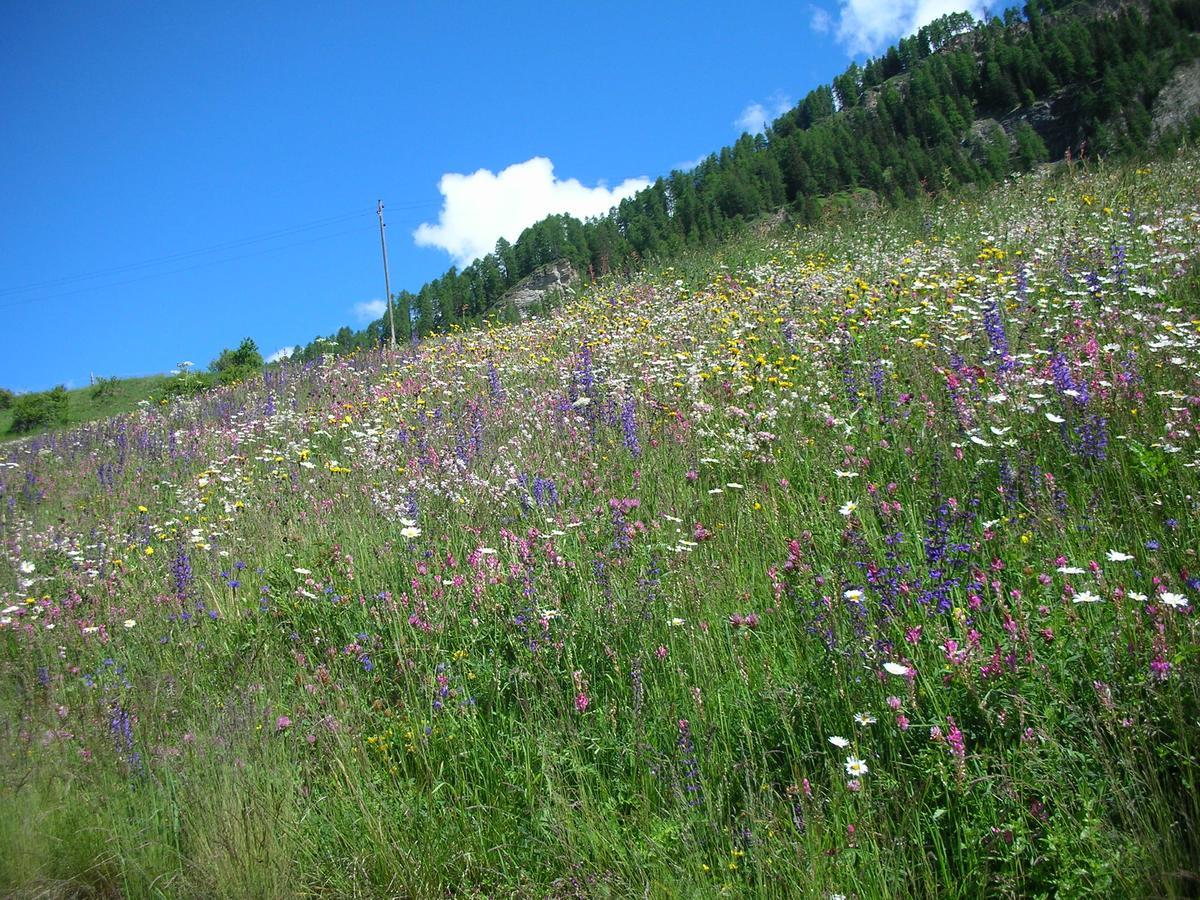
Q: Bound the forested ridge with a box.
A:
[300,0,1200,358]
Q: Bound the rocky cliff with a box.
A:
[497,259,578,320]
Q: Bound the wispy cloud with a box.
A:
[821,0,986,56]
[413,157,650,268]
[673,155,709,172]
[352,299,387,324]
[266,346,295,363]
[735,92,794,134]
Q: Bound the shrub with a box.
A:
[9,386,69,433]
[0,388,13,410]
[90,376,120,401]
[210,338,264,385]
[158,371,212,402]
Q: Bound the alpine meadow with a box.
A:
[5,2,1200,898]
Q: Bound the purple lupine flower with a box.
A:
[869,359,886,403]
[1075,414,1108,461]
[842,361,860,410]
[1050,352,1089,406]
[621,398,641,458]
[983,298,1014,372]
[172,547,193,600]
[677,718,703,807]
[1110,243,1127,286]
[109,702,143,774]
[487,360,504,399]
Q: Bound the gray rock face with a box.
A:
[998,89,1086,160]
[963,117,1012,165]
[498,259,578,319]
[1153,59,1200,140]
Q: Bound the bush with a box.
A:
[158,371,212,402]
[210,338,264,385]
[1014,121,1048,171]
[90,376,120,401]
[0,388,13,410]
[9,386,69,433]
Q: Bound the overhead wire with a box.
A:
[0,199,438,300]
[0,205,437,312]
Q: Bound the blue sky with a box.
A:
[0,0,982,392]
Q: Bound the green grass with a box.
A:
[3,151,1200,897]
[0,375,169,441]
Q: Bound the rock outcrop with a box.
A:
[1152,59,1200,140]
[497,259,578,320]
[998,89,1087,160]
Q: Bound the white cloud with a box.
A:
[352,299,388,323]
[413,157,650,267]
[810,6,832,33]
[674,155,708,172]
[735,92,794,134]
[830,0,985,55]
[266,346,295,363]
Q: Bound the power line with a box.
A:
[0,200,437,300]
[0,222,383,312]
[0,209,372,299]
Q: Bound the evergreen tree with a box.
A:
[1014,121,1048,170]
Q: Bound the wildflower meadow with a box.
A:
[3,152,1200,897]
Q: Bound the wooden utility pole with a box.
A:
[377,200,396,350]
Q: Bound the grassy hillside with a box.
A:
[0,375,169,442]
[2,151,1200,897]
[294,0,1200,360]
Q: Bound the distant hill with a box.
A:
[0,376,168,442]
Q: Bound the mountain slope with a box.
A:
[3,147,1200,896]
[296,0,1200,360]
